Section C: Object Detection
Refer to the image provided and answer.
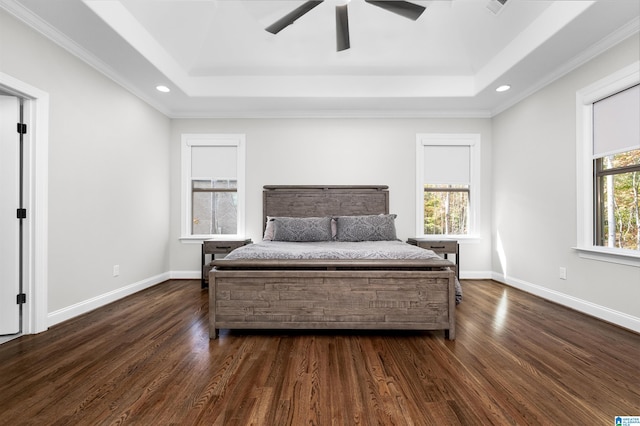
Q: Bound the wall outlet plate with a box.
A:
[559,267,567,280]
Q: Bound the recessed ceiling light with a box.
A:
[496,85,511,92]
[156,85,170,93]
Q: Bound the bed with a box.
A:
[209,185,458,340]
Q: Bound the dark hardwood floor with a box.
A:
[0,279,638,425]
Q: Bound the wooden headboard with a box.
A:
[262,185,389,232]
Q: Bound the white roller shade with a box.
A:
[423,145,471,185]
[593,84,640,157]
[191,145,237,178]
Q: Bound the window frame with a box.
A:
[180,134,246,241]
[191,178,238,236]
[575,61,640,266]
[416,133,481,239]
[593,153,640,248]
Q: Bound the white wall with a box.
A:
[492,35,640,327]
[170,118,494,278]
[0,9,171,322]
[3,5,637,335]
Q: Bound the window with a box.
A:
[192,178,237,235]
[593,85,640,250]
[576,62,640,265]
[416,134,480,238]
[181,134,245,239]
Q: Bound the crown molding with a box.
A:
[166,108,493,120]
[3,0,637,120]
[491,17,640,117]
[0,0,172,116]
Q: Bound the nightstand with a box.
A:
[201,238,252,288]
[407,238,459,279]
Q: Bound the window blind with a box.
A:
[593,84,640,157]
[191,146,237,178]
[423,145,471,185]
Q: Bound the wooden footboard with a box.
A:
[209,268,456,340]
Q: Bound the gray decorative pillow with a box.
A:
[272,216,333,242]
[335,214,398,242]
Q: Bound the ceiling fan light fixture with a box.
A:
[336,4,350,51]
[265,0,323,34]
[496,85,511,92]
[364,0,426,21]
[266,0,426,52]
[487,0,509,15]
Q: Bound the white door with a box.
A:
[0,95,21,335]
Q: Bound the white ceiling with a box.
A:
[2,0,639,117]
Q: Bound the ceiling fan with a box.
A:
[265,0,427,52]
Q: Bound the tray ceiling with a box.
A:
[1,0,639,117]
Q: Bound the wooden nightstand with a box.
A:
[407,238,459,279]
[201,238,252,288]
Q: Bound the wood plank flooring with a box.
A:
[0,279,638,425]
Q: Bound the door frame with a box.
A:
[0,72,48,342]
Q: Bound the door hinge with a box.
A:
[17,293,26,304]
[17,123,27,134]
[17,208,27,219]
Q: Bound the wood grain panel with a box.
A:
[210,270,455,339]
[262,185,389,232]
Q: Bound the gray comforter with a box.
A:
[225,240,443,260]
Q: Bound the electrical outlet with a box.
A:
[113,265,120,277]
[559,267,567,280]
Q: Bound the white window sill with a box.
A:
[180,235,245,244]
[179,236,208,244]
[574,246,640,267]
[414,235,481,244]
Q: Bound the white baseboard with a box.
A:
[491,272,640,334]
[43,269,639,336]
[170,270,201,279]
[0,334,21,345]
[459,271,493,280]
[47,272,171,327]
[176,270,497,282]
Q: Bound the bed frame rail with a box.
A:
[209,268,456,340]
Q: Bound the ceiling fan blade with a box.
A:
[364,0,426,21]
[336,4,350,51]
[265,0,324,34]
